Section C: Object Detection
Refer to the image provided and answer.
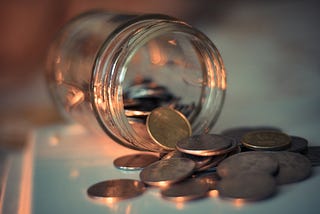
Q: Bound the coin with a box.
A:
[194,171,221,190]
[285,136,308,153]
[196,153,227,172]
[87,179,146,202]
[217,151,279,178]
[221,126,282,145]
[217,172,276,201]
[270,151,312,185]
[176,134,235,156]
[161,150,212,171]
[113,153,159,170]
[146,107,192,150]
[161,178,210,202]
[304,146,320,166]
[241,131,291,151]
[139,158,195,187]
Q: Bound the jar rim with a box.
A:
[91,14,226,151]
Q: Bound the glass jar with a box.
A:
[46,11,226,152]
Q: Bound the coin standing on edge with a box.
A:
[113,153,159,170]
[176,134,235,156]
[217,172,277,201]
[241,131,291,151]
[217,151,279,178]
[140,158,196,187]
[87,179,146,202]
[146,107,192,150]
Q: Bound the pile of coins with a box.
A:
[87,105,319,203]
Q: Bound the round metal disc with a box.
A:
[146,107,192,150]
[194,171,221,190]
[139,158,195,187]
[113,153,159,170]
[270,151,312,185]
[161,150,212,171]
[176,134,235,156]
[87,179,146,202]
[285,136,308,153]
[217,151,279,178]
[161,178,210,202]
[217,172,276,201]
[241,131,291,151]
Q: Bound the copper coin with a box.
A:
[87,179,146,202]
[176,134,235,156]
[146,107,192,150]
[217,151,279,178]
[139,158,195,187]
[113,153,159,170]
[241,131,291,151]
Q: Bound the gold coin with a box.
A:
[146,107,192,150]
[241,131,291,151]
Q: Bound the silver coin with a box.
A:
[285,136,308,153]
[194,171,221,190]
[217,172,276,201]
[176,134,235,156]
[113,153,159,170]
[304,146,320,166]
[197,153,227,172]
[87,179,146,202]
[217,151,279,178]
[139,158,196,187]
[161,150,212,171]
[270,151,312,185]
[161,178,210,202]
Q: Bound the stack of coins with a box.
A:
[87,107,320,203]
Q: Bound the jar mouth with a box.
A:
[91,14,226,151]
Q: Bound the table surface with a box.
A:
[30,124,320,214]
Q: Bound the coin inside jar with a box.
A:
[113,153,159,170]
[139,158,196,187]
[241,131,291,151]
[176,134,235,156]
[217,151,279,178]
[87,179,146,202]
[146,107,192,150]
[217,172,277,202]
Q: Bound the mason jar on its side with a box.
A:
[46,11,226,152]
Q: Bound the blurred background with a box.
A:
[0,0,319,144]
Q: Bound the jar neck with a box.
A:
[91,14,226,151]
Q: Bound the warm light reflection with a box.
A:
[48,135,60,146]
[208,190,219,198]
[149,41,167,66]
[69,169,80,179]
[233,198,245,208]
[168,39,177,46]
[175,202,185,210]
[55,70,63,84]
[18,134,33,214]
